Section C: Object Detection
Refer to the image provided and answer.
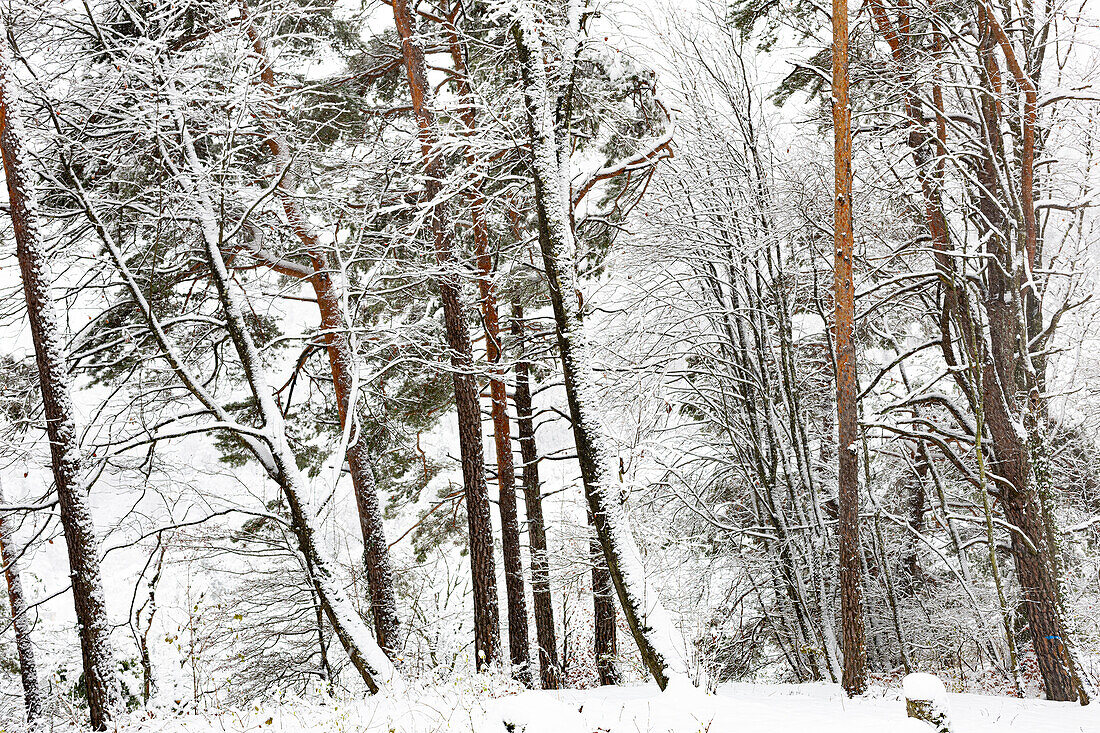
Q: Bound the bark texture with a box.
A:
[975,5,1086,703]
[0,23,121,727]
[0,481,43,722]
[390,0,501,669]
[512,303,561,689]
[67,108,403,695]
[238,0,401,655]
[591,511,619,686]
[512,12,691,690]
[864,1,1087,702]
[831,0,867,697]
[176,120,403,695]
[439,7,531,681]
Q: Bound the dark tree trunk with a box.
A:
[512,303,562,689]
[977,5,1086,706]
[478,247,529,681]
[484,303,531,682]
[0,482,43,722]
[864,0,1086,705]
[591,512,619,686]
[135,544,165,705]
[314,279,401,654]
[437,6,531,680]
[899,448,929,595]
[390,0,501,669]
[981,367,1083,703]
[512,17,689,690]
[178,124,403,693]
[302,551,333,688]
[0,27,121,727]
[831,0,868,697]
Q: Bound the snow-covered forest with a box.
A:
[0,0,1098,730]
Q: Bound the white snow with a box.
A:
[904,673,948,702]
[50,681,1099,733]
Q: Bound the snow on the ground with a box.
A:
[56,680,1098,733]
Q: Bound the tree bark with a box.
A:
[591,511,619,686]
[981,373,1082,702]
[512,11,691,690]
[68,115,404,695]
[238,0,400,655]
[900,447,929,595]
[511,303,561,689]
[0,23,121,727]
[134,544,165,705]
[0,481,43,722]
[831,0,867,697]
[438,7,530,681]
[482,280,530,680]
[864,5,1086,699]
[390,0,501,670]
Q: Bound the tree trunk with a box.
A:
[0,24,121,727]
[238,1,400,655]
[512,303,561,689]
[135,543,165,705]
[483,284,530,681]
[302,551,333,689]
[512,12,691,690]
[0,481,43,722]
[975,4,1087,704]
[831,0,867,697]
[438,7,530,681]
[591,511,619,686]
[982,383,1082,702]
[390,0,501,670]
[71,113,404,695]
[899,447,928,595]
[313,269,400,654]
[175,121,403,695]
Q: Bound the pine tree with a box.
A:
[831,0,867,697]
[0,14,121,727]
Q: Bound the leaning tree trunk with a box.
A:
[981,377,1084,703]
[975,5,1088,704]
[390,0,501,669]
[0,23,121,728]
[238,0,400,654]
[591,511,619,686]
[67,106,403,696]
[175,120,403,695]
[512,302,561,689]
[512,12,691,690]
[0,480,43,722]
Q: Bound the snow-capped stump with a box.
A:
[903,673,952,733]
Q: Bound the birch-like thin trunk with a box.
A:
[0,21,121,728]
[0,481,43,722]
[390,0,501,669]
[512,12,691,690]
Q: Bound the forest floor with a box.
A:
[71,679,1096,732]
